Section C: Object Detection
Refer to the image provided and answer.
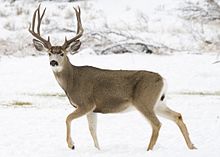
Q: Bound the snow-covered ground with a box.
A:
[0,53,220,157]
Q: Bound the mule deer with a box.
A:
[29,5,196,151]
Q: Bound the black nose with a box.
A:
[50,60,58,66]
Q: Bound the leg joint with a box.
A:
[66,116,71,124]
[178,114,183,120]
[89,126,95,131]
[175,113,183,123]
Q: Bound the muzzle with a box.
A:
[50,60,58,66]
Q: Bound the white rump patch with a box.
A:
[154,78,168,110]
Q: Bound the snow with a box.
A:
[0,53,220,157]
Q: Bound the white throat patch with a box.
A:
[51,66,63,73]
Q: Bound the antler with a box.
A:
[29,5,52,49]
[61,6,84,50]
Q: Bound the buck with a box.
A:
[29,5,196,151]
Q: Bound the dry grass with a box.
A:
[11,101,32,106]
[175,91,220,96]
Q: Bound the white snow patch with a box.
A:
[0,53,220,156]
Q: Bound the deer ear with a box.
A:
[66,40,81,53]
[33,39,47,51]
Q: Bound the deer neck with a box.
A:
[52,56,77,92]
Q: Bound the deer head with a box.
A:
[29,5,84,72]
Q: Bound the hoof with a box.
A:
[67,139,74,150]
[71,145,75,150]
[95,145,101,150]
[189,144,197,150]
[147,147,152,151]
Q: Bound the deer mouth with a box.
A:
[51,65,63,73]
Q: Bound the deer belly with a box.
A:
[93,101,133,114]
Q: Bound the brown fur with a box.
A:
[54,57,163,114]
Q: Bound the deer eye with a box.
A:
[49,53,51,56]
[60,53,64,57]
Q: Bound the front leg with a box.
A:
[66,105,95,149]
[87,112,100,150]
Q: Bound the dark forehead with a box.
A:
[50,46,63,54]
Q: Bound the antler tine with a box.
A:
[74,6,81,34]
[29,5,51,49]
[62,6,84,49]
[74,6,83,37]
[37,5,41,33]
[37,6,46,35]
[31,8,37,32]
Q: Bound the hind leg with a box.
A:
[134,103,161,151]
[155,102,196,149]
[147,117,161,151]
